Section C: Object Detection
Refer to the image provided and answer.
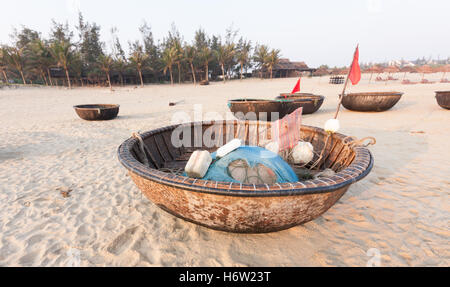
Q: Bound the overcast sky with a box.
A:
[0,0,448,67]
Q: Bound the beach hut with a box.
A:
[312,67,330,84]
[330,67,346,75]
[312,67,329,77]
[269,59,314,78]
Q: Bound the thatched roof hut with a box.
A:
[271,59,315,78]
[330,67,349,75]
[313,67,330,76]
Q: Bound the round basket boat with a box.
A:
[73,104,120,121]
[117,120,374,233]
[435,91,450,109]
[228,99,298,121]
[276,93,325,114]
[341,92,403,112]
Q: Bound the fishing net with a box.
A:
[202,146,298,184]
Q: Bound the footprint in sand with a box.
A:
[107,226,141,255]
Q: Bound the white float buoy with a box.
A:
[216,139,242,158]
[264,141,280,155]
[185,150,212,178]
[291,141,314,164]
[325,119,340,134]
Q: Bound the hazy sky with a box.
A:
[0,0,448,67]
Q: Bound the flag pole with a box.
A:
[333,44,359,119]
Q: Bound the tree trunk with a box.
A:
[240,63,244,80]
[177,62,181,84]
[221,64,226,83]
[190,63,196,85]
[138,68,144,87]
[47,68,53,86]
[169,66,174,85]
[120,73,124,86]
[65,68,71,89]
[2,70,8,84]
[41,70,48,86]
[106,71,112,90]
[270,68,273,79]
[205,63,209,82]
[20,70,27,85]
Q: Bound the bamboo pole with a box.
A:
[333,44,358,119]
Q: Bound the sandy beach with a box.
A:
[0,74,449,267]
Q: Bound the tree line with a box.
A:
[0,13,281,89]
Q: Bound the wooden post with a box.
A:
[333,44,358,119]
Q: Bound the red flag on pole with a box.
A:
[290,78,301,94]
[348,46,361,85]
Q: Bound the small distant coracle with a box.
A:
[73,104,120,121]
[435,91,450,109]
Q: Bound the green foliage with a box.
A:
[77,13,104,73]
[129,41,148,70]
[1,16,286,86]
[49,40,73,70]
[237,38,252,76]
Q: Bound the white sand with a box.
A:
[0,74,449,266]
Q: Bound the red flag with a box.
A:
[290,78,301,94]
[348,46,361,85]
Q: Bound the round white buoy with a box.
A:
[324,119,340,134]
[291,141,314,164]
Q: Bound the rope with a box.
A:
[308,135,375,171]
[342,136,376,148]
[309,133,332,170]
[333,136,376,170]
[132,132,151,167]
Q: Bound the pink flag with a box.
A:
[273,107,303,151]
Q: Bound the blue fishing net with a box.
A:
[202,146,298,184]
